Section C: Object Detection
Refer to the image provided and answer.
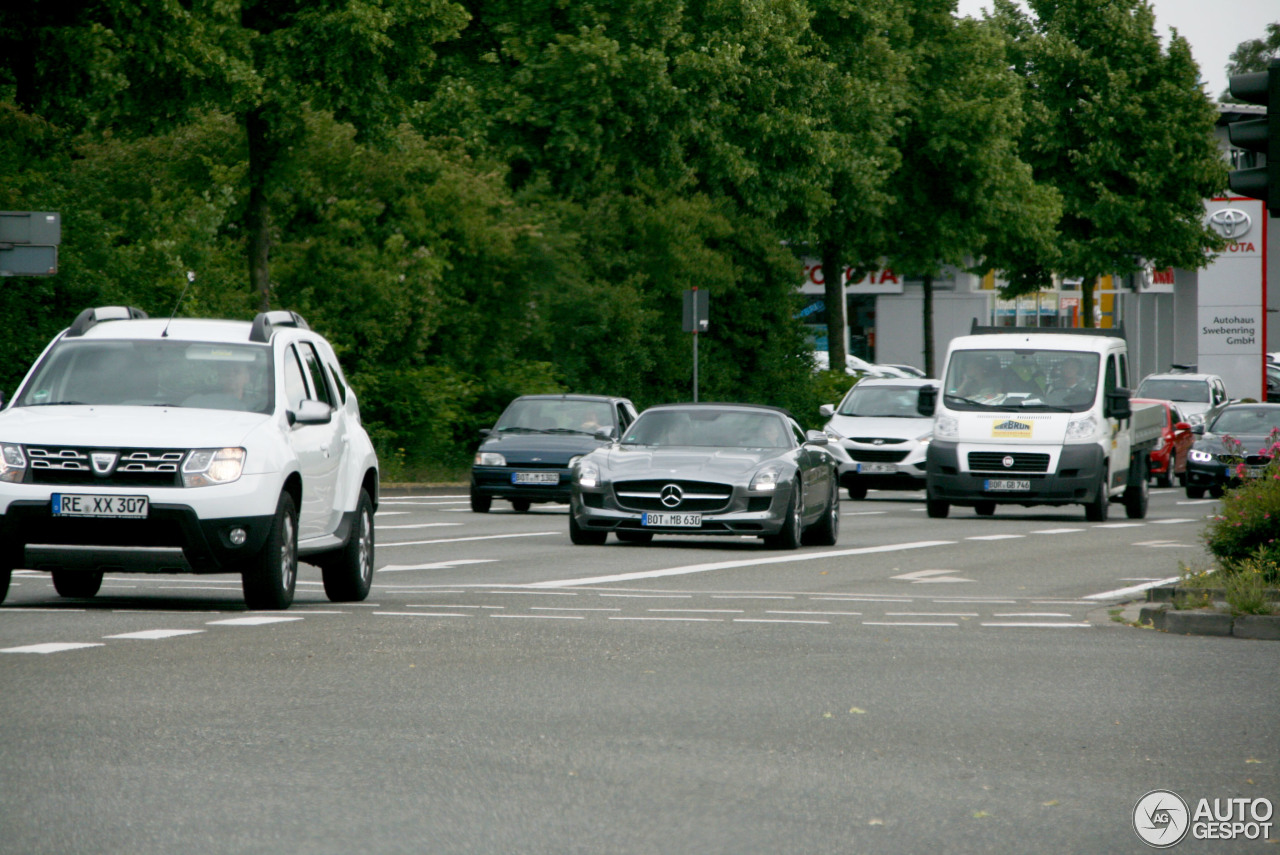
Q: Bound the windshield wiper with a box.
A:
[22,401,88,406]
[497,426,549,434]
[543,428,596,436]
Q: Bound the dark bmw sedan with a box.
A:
[471,394,639,512]
[569,403,841,549]
[1184,403,1280,499]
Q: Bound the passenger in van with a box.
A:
[1048,358,1095,405]
[956,357,1002,399]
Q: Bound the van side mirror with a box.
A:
[1105,387,1132,421]
[917,386,937,417]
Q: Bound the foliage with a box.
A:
[1221,22,1280,102]
[1202,429,1280,582]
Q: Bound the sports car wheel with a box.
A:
[764,482,803,550]
[52,569,103,599]
[569,513,607,545]
[803,479,839,546]
[321,489,375,602]
[615,531,653,544]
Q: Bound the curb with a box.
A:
[1131,602,1280,640]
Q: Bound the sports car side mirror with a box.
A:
[804,430,829,445]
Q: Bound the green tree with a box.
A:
[993,0,1227,326]
[1222,22,1280,101]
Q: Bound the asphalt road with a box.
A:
[1,486,1276,854]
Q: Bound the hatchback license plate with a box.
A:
[512,472,559,485]
[857,462,896,474]
[984,479,1030,492]
[642,512,702,528]
[52,493,149,519]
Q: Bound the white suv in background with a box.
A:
[0,306,379,609]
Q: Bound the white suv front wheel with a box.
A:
[242,492,299,610]
[320,489,375,602]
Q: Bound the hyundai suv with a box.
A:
[0,306,379,609]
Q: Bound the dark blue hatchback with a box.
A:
[470,394,639,512]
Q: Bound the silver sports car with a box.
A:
[569,403,841,549]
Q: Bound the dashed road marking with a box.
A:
[104,629,205,640]
[2,642,104,654]
[207,616,304,626]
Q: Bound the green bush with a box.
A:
[1202,429,1280,583]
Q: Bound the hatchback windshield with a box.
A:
[15,339,273,414]
[942,349,1100,413]
[495,399,615,435]
[623,409,791,448]
[1135,377,1210,403]
[838,385,928,418]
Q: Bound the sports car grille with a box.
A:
[848,449,909,463]
[613,479,734,513]
[967,452,1050,473]
[25,446,186,487]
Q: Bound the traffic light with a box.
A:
[1227,58,1280,215]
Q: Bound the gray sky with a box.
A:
[954,0,1279,101]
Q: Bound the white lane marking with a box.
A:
[980,622,1091,628]
[491,614,584,620]
[844,511,888,516]
[863,621,957,627]
[1032,528,1085,534]
[530,607,621,613]
[1094,523,1145,529]
[599,593,692,599]
[991,613,1073,618]
[382,532,557,547]
[487,590,578,596]
[527,540,955,587]
[378,559,496,572]
[406,604,503,610]
[374,511,409,516]
[207,617,304,626]
[378,498,469,504]
[1177,500,1217,505]
[376,523,464,530]
[649,608,745,614]
[1150,519,1196,524]
[104,629,206,640]
[766,610,862,617]
[1084,576,1181,601]
[711,595,795,600]
[929,598,1017,604]
[965,534,1025,541]
[814,596,913,603]
[885,612,978,617]
[1133,540,1195,548]
[1031,600,1093,605]
[892,569,973,584]
[0,608,87,613]
[2,642,104,654]
[733,618,829,625]
[608,616,721,623]
[375,612,471,618]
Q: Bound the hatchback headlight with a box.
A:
[183,447,246,487]
[475,452,506,467]
[750,464,784,492]
[1188,449,1214,463]
[0,443,26,483]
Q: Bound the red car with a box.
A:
[1132,398,1194,487]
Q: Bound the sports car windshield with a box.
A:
[623,409,792,448]
[942,349,1100,414]
[838,385,929,418]
[15,339,274,414]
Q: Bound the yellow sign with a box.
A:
[991,419,1033,439]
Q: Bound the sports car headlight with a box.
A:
[475,452,506,466]
[749,464,784,492]
[182,447,246,487]
[933,415,958,439]
[0,443,26,483]
[1188,449,1214,463]
[1065,415,1098,442]
[577,459,600,489]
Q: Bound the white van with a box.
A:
[918,326,1163,522]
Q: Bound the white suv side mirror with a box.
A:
[291,399,333,426]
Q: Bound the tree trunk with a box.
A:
[1081,277,1095,328]
[922,273,935,379]
[244,107,273,313]
[821,240,847,374]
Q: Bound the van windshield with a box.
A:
[942,350,1100,413]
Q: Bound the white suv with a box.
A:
[0,306,379,609]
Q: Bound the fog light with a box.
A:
[228,528,247,546]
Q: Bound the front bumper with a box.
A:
[835,440,927,491]
[571,481,796,537]
[1184,457,1267,488]
[471,466,573,504]
[925,441,1107,507]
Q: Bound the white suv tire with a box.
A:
[242,492,299,610]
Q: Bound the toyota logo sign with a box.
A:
[1208,208,1251,240]
[660,484,684,508]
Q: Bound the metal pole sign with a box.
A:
[682,288,709,401]
[0,211,61,277]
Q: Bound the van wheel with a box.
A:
[974,501,996,517]
[52,570,103,599]
[321,489,375,602]
[926,497,950,519]
[1085,475,1110,522]
[1124,459,1149,519]
[242,492,298,610]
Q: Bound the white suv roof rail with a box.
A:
[249,310,310,343]
[66,306,149,337]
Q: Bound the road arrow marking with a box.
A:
[891,569,974,584]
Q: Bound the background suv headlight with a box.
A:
[183,448,246,487]
[0,443,26,483]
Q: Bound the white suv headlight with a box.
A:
[749,464,783,492]
[183,448,246,487]
[0,443,26,483]
[475,452,506,466]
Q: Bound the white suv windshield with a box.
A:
[15,339,274,414]
[1135,377,1210,403]
[943,349,1100,413]
[837,385,928,418]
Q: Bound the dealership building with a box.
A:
[799,103,1276,401]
